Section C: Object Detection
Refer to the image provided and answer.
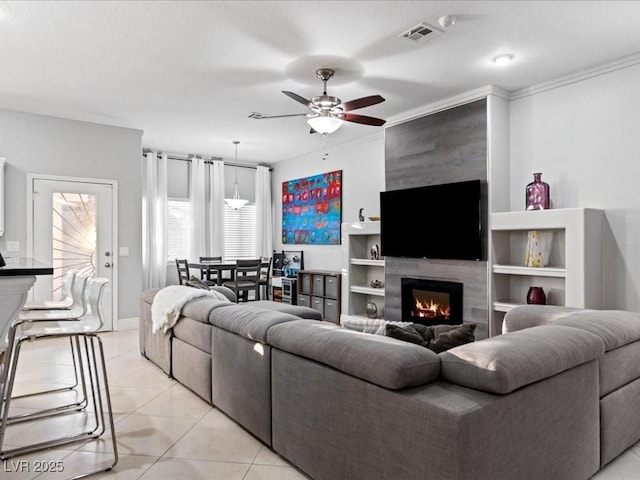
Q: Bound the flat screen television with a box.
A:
[380,179,483,260]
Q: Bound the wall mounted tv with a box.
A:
[380,179,483,261]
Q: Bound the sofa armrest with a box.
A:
[440,324,605,394]
[267,320,440,390]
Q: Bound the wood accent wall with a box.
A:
[384,99,489,338]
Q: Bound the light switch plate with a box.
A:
[118,246,130,257]
[6,241,19,252]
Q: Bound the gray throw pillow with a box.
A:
[385,322,476,353]
[185,275,210,290]
[428,323,477,353]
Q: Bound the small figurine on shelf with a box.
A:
[370,244,380,260]
[358,208,365,222]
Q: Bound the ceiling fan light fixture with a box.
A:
[307,112,343,135]
[224,140,249,209]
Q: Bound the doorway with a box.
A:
[27,175,118,330]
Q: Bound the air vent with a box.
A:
[398,22,443,43]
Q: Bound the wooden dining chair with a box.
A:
[222,259,261,302]
[259,257,272,300]
[175,259,190,285]
[199,256,222,286]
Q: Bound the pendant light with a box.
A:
[224,140,248,209]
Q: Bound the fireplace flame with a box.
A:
[413,298,450,319]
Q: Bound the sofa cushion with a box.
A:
[180,296,235,324]
[267,320,441,390]
[209,305,303,343]
[173,316,213,354]
[552,310,640,351]
[250,301,322,320]
[440,324,605,394]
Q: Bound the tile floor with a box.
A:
[2,327,640,479]
[1,328,308,479]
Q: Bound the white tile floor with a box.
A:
[2,327,640,479]
[0,328,308,479]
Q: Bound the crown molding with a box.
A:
[510,51,640,100]
[385,85,510,128]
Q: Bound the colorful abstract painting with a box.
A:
[282,170,342,245]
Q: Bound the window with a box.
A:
[167,199,190,261]
[224,204,256,259]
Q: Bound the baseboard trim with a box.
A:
[116,317,139,331]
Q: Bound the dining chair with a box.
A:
[222,259,261,302]
[176,258,190,285]
[259,257,272,300]
[199,256,222,286]
[21,269,77,310]
[0,277,118,476]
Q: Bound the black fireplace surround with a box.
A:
[401,277,463,326]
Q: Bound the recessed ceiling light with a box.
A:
[492,54,514,66]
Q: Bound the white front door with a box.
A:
[29,176,116,330]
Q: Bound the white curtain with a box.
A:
[208,159,225,257]
[141,151,168,289]
[255,165,273,258]
[189,157,207,261]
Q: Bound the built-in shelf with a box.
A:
[351,259,385,267]
[492,265,566,277]
[488,207,603,336]
[342,222,385,321]
[350,285,386,296]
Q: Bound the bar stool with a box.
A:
[0,277,118,477]
[8,273,90,421]
[21,269,77,311]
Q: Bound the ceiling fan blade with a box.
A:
[282,91,314,109]
[249,112,309,119]
[339,95,385,112]
[342,113,386,127]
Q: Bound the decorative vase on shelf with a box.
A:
[525,173,550,210]
[526,286,547,305]
[524,230,545,267]
[366,302,378,319]
[370,244,380,260]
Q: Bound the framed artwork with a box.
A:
[282,170,342,245]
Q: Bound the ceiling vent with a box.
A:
[398,22,443,43]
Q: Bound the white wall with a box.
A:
[272,134,385,272]
[0,109,143,320]
[509,61,640,311]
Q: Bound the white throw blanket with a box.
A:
[151,285,230,334]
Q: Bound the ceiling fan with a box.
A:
[249,68,386,135]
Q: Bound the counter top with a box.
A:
[0,257,54,276]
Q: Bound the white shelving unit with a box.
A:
[488,207,603,335]
[341,222,385,322]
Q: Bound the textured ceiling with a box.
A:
[1,1,639,164]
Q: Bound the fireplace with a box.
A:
[401,277,463,326]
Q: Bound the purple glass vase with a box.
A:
[525,173,550,210]
[526,286,546,305]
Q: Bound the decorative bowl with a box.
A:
[368,216,380,221]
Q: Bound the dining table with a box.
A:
[188,259,238,285]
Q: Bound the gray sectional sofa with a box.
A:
[139,288,640,480]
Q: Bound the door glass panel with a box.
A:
[52,192,96,300]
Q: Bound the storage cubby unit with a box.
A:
[488,207,603,336]
[341,222,385,322]
[297,270,341,324]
